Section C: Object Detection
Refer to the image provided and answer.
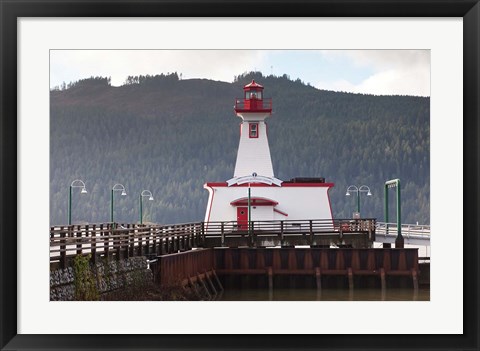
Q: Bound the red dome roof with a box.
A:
[244,79,264,90]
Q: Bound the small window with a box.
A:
[249,123,259,138]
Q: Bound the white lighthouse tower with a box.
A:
[233,80,275,179]
[204,80,334,227]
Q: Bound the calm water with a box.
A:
[219,288,430,301]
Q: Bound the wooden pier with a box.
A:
[49,220,422,297]
[50,219,376,268]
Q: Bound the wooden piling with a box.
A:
[399,250,407,270]
[320,250,328,270]
[205,271,217,297]
[256,249,266,269]
[351,251,360,271]
[212,269,224,292]
[412,268,419,291]
[348,267,354,291]
[315,267,322,291]
[304,250,313,270]
[336,250,345,270]
[197,272,211,300]
[380,268,386,291]
[188,276,201,299]
[267,266,273,292]
[288,249,297,270]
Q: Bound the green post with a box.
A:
[248,186,251,235]
[110,188,114,223]
[68,180,87,225]
[384,179,403,248]
[396,179,402,247]
[384,185,389,235]
[139,190,153,225]
[68,185,72,225]
[356,191,360,214]
[139,194,143,224]
[384,183,388,223]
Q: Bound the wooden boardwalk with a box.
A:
[50,219,376,268]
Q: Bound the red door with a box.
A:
[237,207,248,230]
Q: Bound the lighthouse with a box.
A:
[233,80,275,179]
[204,80,334,227]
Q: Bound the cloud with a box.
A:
[346,50,430,70]
[315,79,357,93]
[355,67,429,96]
[50,50,265,87]
[50,49,430,96]
[316,50,430,96]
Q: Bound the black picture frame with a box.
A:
[1,1,478,350]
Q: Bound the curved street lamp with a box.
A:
[346,185,372,217]
[111,183,127,223]
[384,179,403,248]
[139,190,154,224]
[68,179,87,225]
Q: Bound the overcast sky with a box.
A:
[50,50,430,97]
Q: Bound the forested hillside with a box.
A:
[50,72,430,226]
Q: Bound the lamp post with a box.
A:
[346,185,372,217]
[111,183,127,224]
[248,172,257,234]
[68,179,87,225]
[139,190,154,225]
[384,179,403,248]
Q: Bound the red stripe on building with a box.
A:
[274,208,288,217]
[230,197,278,206]
[205,182,334,188]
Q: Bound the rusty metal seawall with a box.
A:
[153,248,419,289]
[152,249,214,286]
[214,248,418,274]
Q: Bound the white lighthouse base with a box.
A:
[204,182,334,225]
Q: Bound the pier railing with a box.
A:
[50,222,202,268]
[50,218,376,268]
[375,222,430,245]
[204,218,375,246]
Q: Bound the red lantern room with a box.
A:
[234,80,272,113]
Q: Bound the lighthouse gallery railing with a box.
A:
[235,98,272,110]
